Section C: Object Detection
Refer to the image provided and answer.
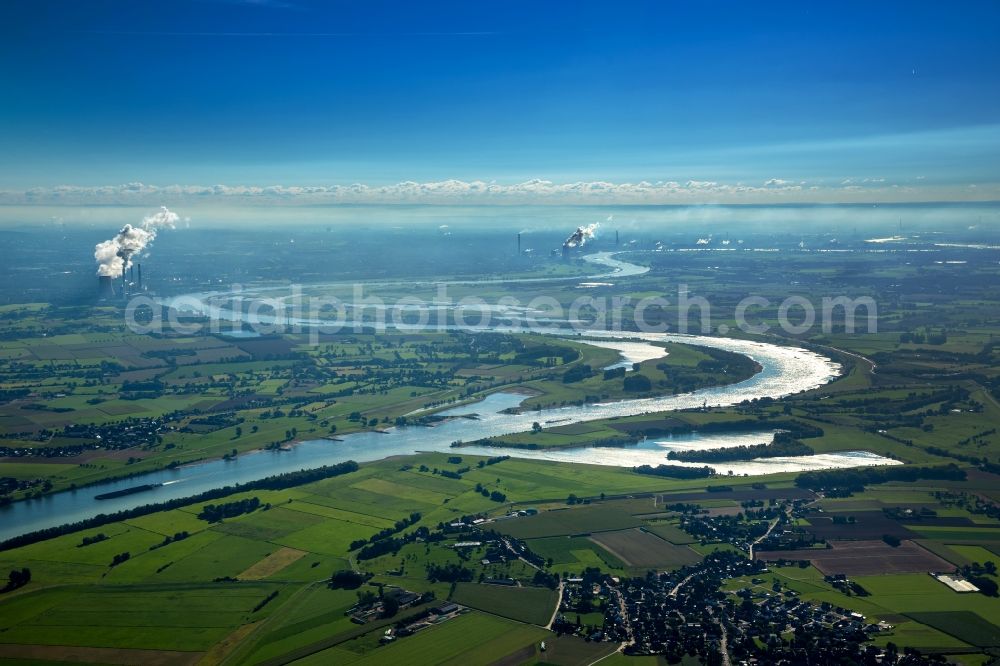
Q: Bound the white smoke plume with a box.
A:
[563,221,600,248]
[94,206,178,276]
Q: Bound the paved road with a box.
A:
[718,620,732,666]
[669,573,695,598]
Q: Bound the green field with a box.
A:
[906,611,1000,648]
[494,503,643,539]
[589,528,701,570]
[0,583,285,652]
[294,611,549,666]
[643,522,698,545]
[524,535,625,571]
[450,583,559,626]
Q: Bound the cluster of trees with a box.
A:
[0,388,29,404]
[515,344,580,366]
[562,364,594,384]
[119,378,167,400]
[477,455,509,468]
[22,403,74,413]
[109,552,130,567]
[474,483,506,502]
[151,531,190,550]
[667,436,813,463]
[426,562,473,583]
[198,497,262,523]
[960,562,999,597]
[355,525,446,561]
[623,374,652,392]
[795,464,966,493]
[899,330,948,345]
[603,366,627,380]
[532,569,559,589]
[634,464,714,479]
[77,533,108,548]
[1,567,30,593]
[438,466,470,480]
[183,413,244,435]
[329,569,370,589]
[349,512,422,551]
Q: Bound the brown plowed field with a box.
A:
[756,539,953,576]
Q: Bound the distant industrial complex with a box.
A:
[97,262,145,300]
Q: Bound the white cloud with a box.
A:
[0,177,991,206]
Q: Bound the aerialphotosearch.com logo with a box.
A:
[124,284,878,342]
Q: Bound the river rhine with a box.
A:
[0,253,898,542]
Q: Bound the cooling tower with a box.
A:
[98,275,115,300]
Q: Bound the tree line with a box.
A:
[795,464,966,493]
[197,497,262,523]
[634,464,714,479]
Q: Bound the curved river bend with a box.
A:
[0,254,897,542]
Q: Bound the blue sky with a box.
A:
[1,0,999,204]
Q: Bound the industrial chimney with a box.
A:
[137,263,143,292]
[517,233,521,254]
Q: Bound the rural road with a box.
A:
[545,580,565,630]
[749,513,783,560]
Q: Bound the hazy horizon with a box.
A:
[1,201,998,233]
[2,1,999,205]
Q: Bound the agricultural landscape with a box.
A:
[0,223,999,665]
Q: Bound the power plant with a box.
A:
[94,207,176,300]
[98,262,145,300]
[560,221,601,259]
[516,221,619,260]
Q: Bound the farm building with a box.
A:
[933,573,980,593]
